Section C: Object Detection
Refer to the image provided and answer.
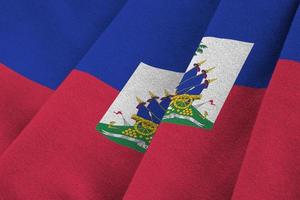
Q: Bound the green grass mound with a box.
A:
[96,123,147,152]
[163,105,213,129]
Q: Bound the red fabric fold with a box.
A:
[123,86,265,200]
[0,64,52,154]
[0,70,142,199]
[232,60,300,200]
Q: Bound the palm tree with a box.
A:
[195,43,207,55]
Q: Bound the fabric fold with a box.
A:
[122,0,299,199]
[232,5,300,199]
[0,0,220,199]
[0,0,127,155]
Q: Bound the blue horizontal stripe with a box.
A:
[0,0,126,89]
[280,6,300,62]
[205,0,298,88]
[77,0,220,90]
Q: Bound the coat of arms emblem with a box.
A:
[96,37,254,152]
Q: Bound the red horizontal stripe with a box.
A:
[0,64,52,154]
[232,59,300,199]
[0,70,142,199]
[123,85,265,200]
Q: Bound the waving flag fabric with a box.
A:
[0,0,299,199]
[122,0,299,199]
[0,0,126,154]
[232,6,300,199]
[0,0,220,199]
